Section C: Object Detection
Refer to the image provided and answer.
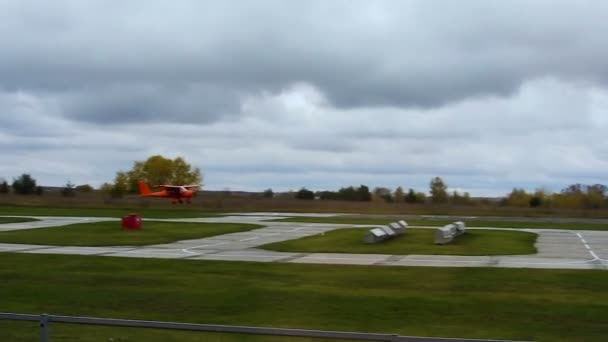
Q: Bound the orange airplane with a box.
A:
[138,181,200,204]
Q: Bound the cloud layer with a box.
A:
[1,1,607,195]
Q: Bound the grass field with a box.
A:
[273,216,608,230]
[0,253,607,341]
[0,217,38,224]
[0,205,223,218]
[0,221,262,246]
[260,228,537,255]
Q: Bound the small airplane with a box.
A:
[138,181,201,204]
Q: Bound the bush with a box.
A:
[295,188,315,200]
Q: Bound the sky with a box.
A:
[1,0,608,196]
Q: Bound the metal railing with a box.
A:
[0,312,526,342]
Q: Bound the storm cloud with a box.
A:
[1,0,608,195]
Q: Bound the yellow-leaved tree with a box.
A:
[107,155,202,196]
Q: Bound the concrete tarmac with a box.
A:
[1,213,607,270]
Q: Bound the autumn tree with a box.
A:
[110,155,202,193]
[506,188,531,207]
[429,177,448,203]
[110,172,129,198]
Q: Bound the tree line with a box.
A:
[0,174,93,196]
[288,177,466,203]
[3,158,607,210]
[505,184,608,209]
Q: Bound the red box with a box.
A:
[121,214,142,230]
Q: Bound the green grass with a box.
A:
[260,228,537,256]
[0,205,223,218]
[0,217,38,224]
[1,253,608,341]
[0,221,262,246]
[272,216,608,230]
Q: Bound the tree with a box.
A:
[0,179,8,194]
[529,196,543,207]
[393,186,405,203]
[263,188,274,198]
[450,190,472,205]
[561,183,585,195]
[75,184,94,192]
[110,172,129,198]
[405,188,418,203]
[61,181,76,197]
[373,187,392,202]
[415,192,427,203]
[100,182,113,194]
[429,177,448,203]
[587,184,607,197]
[12,174,37,195]
[357,185,372,202]
[295,188,315,200]
[506,188,531,207]
[121,155,202,193]
[450,190,461,204]
[318,191,338,200]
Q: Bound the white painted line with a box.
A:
[239,237,260,242]
[123,250,191,256]
[575,232,601,261]
[198,254,282,259]
[182,241,228,254]
[400,258,597,266]
[182,249,200,255]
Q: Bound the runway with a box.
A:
[1,213,607,270]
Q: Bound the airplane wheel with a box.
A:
[178,199,183,204]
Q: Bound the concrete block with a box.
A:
[435,224,456,244]
[388,222,405,235]
[453,221,466,236]
[380,226,396,237]
[364,228,389,244]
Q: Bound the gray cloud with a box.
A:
[59,84,242,124]
[2,1,608,195]
[1,0,608,125]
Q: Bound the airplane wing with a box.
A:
[182,184,201,188]
[155,184,201,189]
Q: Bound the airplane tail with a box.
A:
[138,181,152,196]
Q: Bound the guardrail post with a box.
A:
[40,314,49,342]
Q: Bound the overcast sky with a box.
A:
[1,0,608,196]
